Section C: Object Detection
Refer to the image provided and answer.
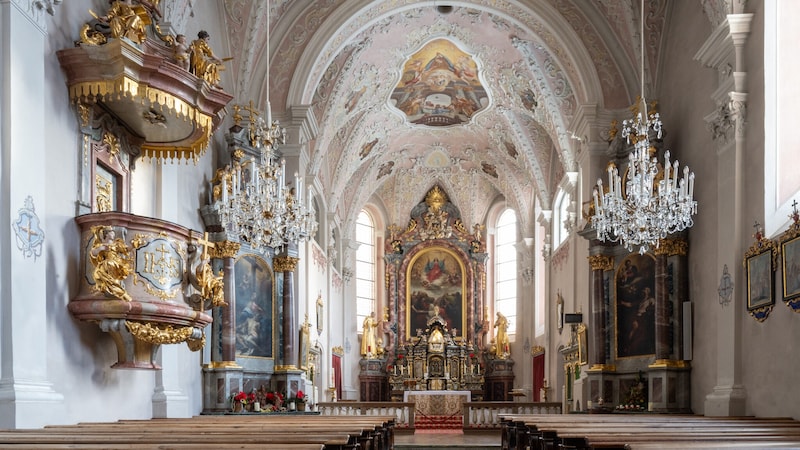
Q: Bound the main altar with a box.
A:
[358,185,514,402]
[389,316,484,400]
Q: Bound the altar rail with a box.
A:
[317,401,562,430]
[464,402,563,429]
[318,402,416,429]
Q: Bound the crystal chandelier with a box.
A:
[591,0,697,254]
[215,104,317,250]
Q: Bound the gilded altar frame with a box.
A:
[405,246,467,340]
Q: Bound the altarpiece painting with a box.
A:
[406,247,465,339]
[234,254,274,358]
[615,254,656,358]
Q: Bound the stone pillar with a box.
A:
[211,241,241,364]
[695,12,753,416]
[0,1,65,428]
[653,251,670,361]
[201,241,242,414]
[275,254,300,369]
[647,237,691,413]
[587,254,614,367]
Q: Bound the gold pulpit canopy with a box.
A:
[57,4,232,163]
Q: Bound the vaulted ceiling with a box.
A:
[219,0,679,237]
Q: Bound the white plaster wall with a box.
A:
[660,1,800,419]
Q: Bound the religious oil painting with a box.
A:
[406,247,466,339]
[746,247,774,311]
[235,254,274,358]
[615,254,656,358]
[390,38,488,127]
[782,234,800,303]
[578,324,588,366]
[299,319,311,371]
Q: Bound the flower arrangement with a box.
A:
[263,391,284,411]
[229,390,256,412]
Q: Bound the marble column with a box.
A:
[587,254,614,368]
[275,254,300,369]
[648,238,691,412]
[211,241,241,364]
[653,250,670,361]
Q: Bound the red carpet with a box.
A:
[414,414,463,430]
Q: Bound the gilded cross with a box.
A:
[195,232,216,260]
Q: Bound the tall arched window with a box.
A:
[355,210,376,327]
[553,188,570,247]
[495,208,517,335]
[765,0,800,235]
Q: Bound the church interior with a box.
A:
[2,0,800,446]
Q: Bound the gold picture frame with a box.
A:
[577,323,588,365]
[405,246,466,340]
[743,234,777,322]
[299,315,311,371]
[781,224,800,311]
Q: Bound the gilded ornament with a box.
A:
[77,102,92,127]
[186,334,206,352]
[103,132,121,157]
[531,345,545,356]
[95,175,113,212]
[654,238,688,256]
[274,255,300,272]
[88,1,151,45]
[125,321,195,345]
[453,219,469,236]
[210,240,241,259]
[89,225,133,301]
[138,282,179,301]
[332,346,344,356]
[79,23,108,46]
[189,30,228,89]
[424,186,448,212]
[587,364,617,372]
[129,233,185,300]
[588,254,614,271]
[649,359,690,369]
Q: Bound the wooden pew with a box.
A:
[499,414,800,450]
[0,414,397,450]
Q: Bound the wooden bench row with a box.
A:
[499,413,800,450]
[0,415,396,450]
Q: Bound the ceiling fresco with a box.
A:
[217,0,696,240]
[389,38,489,127]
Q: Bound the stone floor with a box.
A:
[394,430,501,450]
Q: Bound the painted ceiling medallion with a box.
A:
[389,38,488,127]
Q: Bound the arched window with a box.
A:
[553,188,570,247]
[765,0,800,235]
[355,210,376,327]
[495,208,517,335]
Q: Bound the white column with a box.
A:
[696,14,754,416]
[0,0,64,428]
[151,164,192,418]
